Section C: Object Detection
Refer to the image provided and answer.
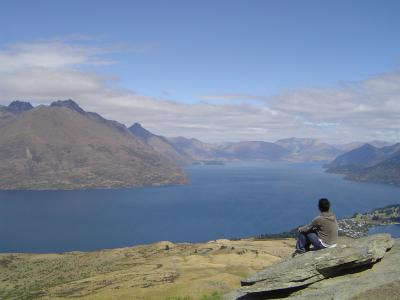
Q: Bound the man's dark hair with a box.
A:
[318,198,330,212]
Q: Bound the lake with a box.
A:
[369,224,400,238]
[0,162,399,253]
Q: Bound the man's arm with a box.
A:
[298,223,313,233]
[298,217,321,233]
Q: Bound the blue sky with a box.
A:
[0,0,400,142]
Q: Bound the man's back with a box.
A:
[312,211,338,246]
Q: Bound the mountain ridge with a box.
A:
[1,99,398,189]
[0,100,187,190]
[129,123,193,165]
[326,143,400,186]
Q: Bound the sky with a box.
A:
[0,0,400,143]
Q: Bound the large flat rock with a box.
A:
[233,234,394,299]
[286,239,400,299]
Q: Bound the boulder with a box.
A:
[232,234,394,299]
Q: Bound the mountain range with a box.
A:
[128,123,194,165]
[129,124,359,164]
[1,99,397,189]
[0,100,187,189]
[120,121,400,188]
[275,137,342,162]
[326,143,400,186]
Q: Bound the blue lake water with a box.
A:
[0,162,399,253]
[369,224,400,238]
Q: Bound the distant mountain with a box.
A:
[275,137,342,162]
[130,126,290,163]
[334,142,365,152]
[51,99,127,132]
[128,124,398,167]
[366,140,393,148]
[6,100,34,113]
[50,99,85,114]
[326,143,400,186]
[326,144,385,173]
[335,140,392,152]
[129,122,154,139]
[327,143,400,172]
[347,152,400,186]
[129,123,193,165]
[220,141,288,161]
[377,143,400,158]
[0,101,34,121]
[164,137,348,163]
[0,100,187,190]
[166,136,228,162]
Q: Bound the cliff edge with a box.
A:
[231,234,399,299]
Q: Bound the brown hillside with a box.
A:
[0,103,187,189]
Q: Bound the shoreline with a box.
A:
[2,204,398,256]
[255,204,400,240]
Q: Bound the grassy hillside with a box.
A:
[0,239,294,299]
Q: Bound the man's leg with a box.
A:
[305,232,325,250]
[295,232,311,252]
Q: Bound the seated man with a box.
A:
[293,198,338,257]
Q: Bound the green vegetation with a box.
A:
[353,204,400,224]
[200,291,223,300]
[164,296,193,300]
[164,292,222,300]
[163,292,222,300]
[254,228,298,240]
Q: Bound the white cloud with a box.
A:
[269,71,400,141]
[200,93,269,102]
[0,39,399,144]
[0,41,111,72]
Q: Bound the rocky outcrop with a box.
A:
[0,101,33,119]
[231,234,396,299]
[6,101,34,113]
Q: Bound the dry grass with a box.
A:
[0,238,295,299]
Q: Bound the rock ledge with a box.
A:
[232,234,395,299]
